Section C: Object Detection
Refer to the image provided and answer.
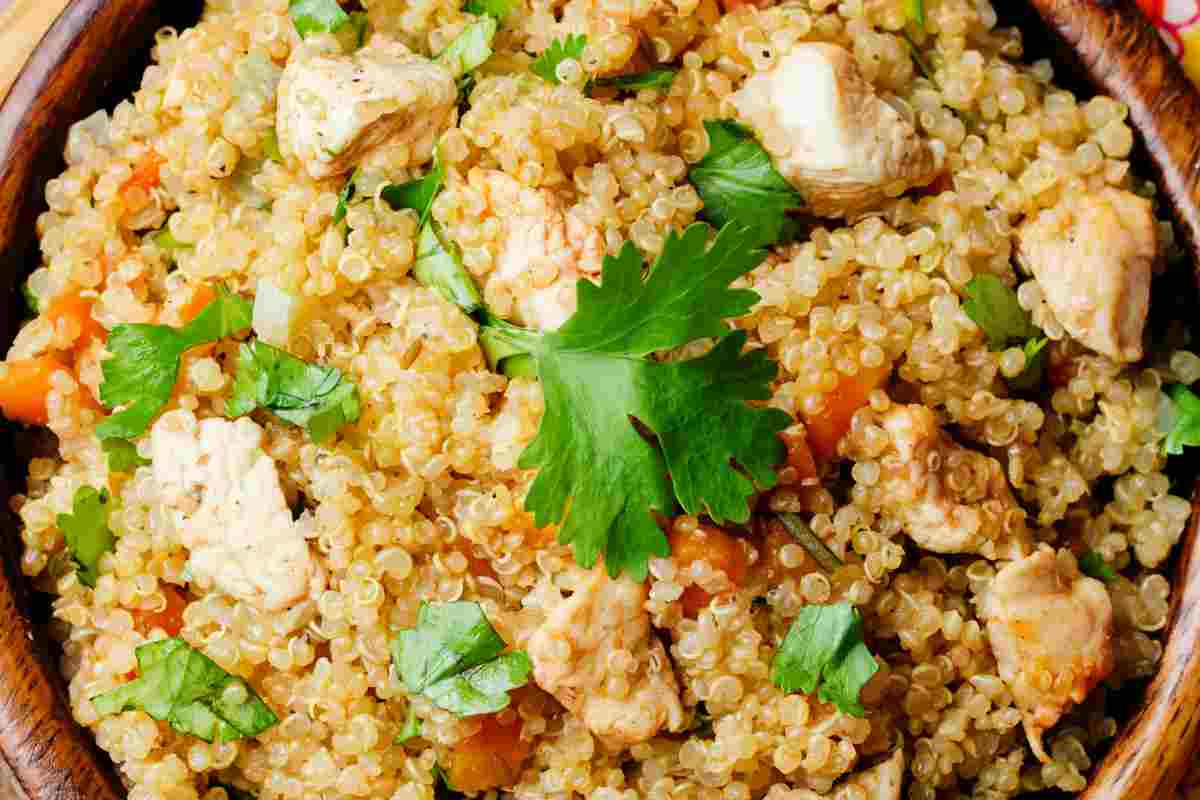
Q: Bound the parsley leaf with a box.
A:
[382,156,446,227]
[438,16,498,78]
[288,0,351,37]
[57,486,115,588]
[392,601,532,717]
[91,637,278,742]
[1163,383,1200,455]
[688,120,804,247]
[531,34,587,84]
[1079,550,1118,582]
[464,0,514,20]
[906,0,925,27]
[1008,336,1049,392]
[962,275,1040,349]
[21,280,40,316]
[226,340,361,443]
[96,289,252,440]
[480,222,790,579]
[103,438,150,473]
[333,167,361,226]
[262,129,283,163]
[595,68,677,92]
[771,603,878,717]
[414,221,484,314]
[395,707,423,743]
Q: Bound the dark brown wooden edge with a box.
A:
[0,3,161,799]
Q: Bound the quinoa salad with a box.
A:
[5,0,1200,798]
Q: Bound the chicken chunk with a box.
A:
[526,567,686,747]
[730,43,943,218]
[277,36,456,180]
[462,170,605,331]
[149,410,318,611]
[978,547,1115,761]
[842,750,904,800]
[1016,187,1158,362]
[861,405,1031,559]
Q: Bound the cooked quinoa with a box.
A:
[5,0,1198,799]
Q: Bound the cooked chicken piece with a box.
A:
[277,36,456,180]
[468,170,605,331]
[730,43,943,219]
[526,567,686,747]
[842,750,904,800]
[864,405,1031,559]
[978,547,1115,761]
[1016,187,1157,362]
[149,410,318,611]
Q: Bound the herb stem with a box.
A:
[778,512,843,574]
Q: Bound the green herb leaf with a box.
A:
[21,280,40,316]
[1008,336,1049,392]
[344,11,369,48]
[463,0,514,21]
[262,129,283,163]
[288,0,351,37]
[96,289,252,440]
[57,486,115,588]
[227,340,361,443]
[103,439,150,473]
[211,782,257,800]
[688,119,804,247]
[531,34,587,84]
[333,167,361,226]
[433,764,465,800]
[413,221,484,314]
[91,637,278,742]
[906,0,925,28]
[1164,383,1200,455]
[778,512,842,574]
[392,601,532,717]
[594,68,677,92]
[771,603,878,717]
[382,156,446,227]
[1079,550,1118,582]
[438,16,499,78]
[151,228,192,254]
[961,275,1040,350]
[481,222,790,579]
[395,706,423,743]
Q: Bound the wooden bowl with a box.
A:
[0,1,1198,798]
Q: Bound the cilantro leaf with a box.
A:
[771,603,879,717]
[414,221,484,314]
[103,438,150,472]
[594,68,677,92]
[57,486,115,588]
[382,156,446,226]
[211,782,256,800]
[395,707,423,743]
[227,340,361,443]
[392,601,532,717]
[961,275,1040,349]
[464,0,514,20]
[481,223,789,579]
[91,637,278,742]
[1164,384,1200,455]
[438,17,498,78]
[1079,550,1118,582]
[96,289,252,440]
[688,120,804,247]
[531,34,587,84]
[288,0,351,37]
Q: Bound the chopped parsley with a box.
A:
[1163,383,1200,455]
[382,156,445,227]
[21,280,40,316]
[463,0,514,21]
[906,0,925,28]
[594,68,677,92]
[771,602,879,717]
[688,119,804,247]
[961,274,1047,390]
[288,0,351,38]
[531,34,587,84]
[438,16,499,78]
[95,288,252,440]
[1079,550,1118,582]
[57,486,116,588]
[414,222,484,315]
[392,601,532,717]
[262,129,283,163]
[102,438,150,473]
[395,706,423,743]
[479,222,790,579]
[151,228,191,254]
[91,637,279,742]
[226,340,361,443]
[333,167,360,226]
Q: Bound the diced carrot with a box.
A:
[779,425,818,486]
[0,356,69,425]
[124,151,165,194]
[802,363,891,462]
[669,522,753,617]
[758,516,822,585]
[42,291,106,354]
[446,714,532,794]
[180,284,217,324]
[132,585,189,637]
[455,540,497,581]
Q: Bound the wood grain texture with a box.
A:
[0,0,74,99]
